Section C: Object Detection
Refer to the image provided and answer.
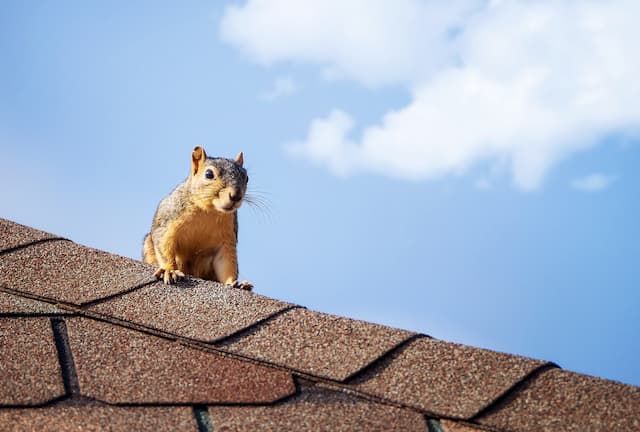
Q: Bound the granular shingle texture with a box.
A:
[0,318,65,405]
[0,291,69,315]
[207,384,428,432]
[220,307,415,381]
[65,317,296,404]
[2,217,640,432]
[0,240,155,305]
[477,368,640,432]
[350,337,548,418]
[0,219,59,251]
[440,419,487,432]
[0,406,197,432]
[87,279,293,342]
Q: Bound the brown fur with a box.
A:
[142,146,251,289]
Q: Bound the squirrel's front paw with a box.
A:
[229,280,253,291]
[154,268,185,285]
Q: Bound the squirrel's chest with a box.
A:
[173,210,236,256]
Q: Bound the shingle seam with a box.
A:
[344,334,430,388]
[0,279,154,311]
[209,304,302,345]
[193,406,213,432]
[343,343,558,423]
[257,375,305,406]
[50,318,81,398]
[0,395,69,409]
[0,287,80,320]
[469,362,559,422]
[315,373,538,427]
[0,312,74,317]
[0,286,65,306]
[0,237,69,256]
[305,379,448,417]
[340,333,424,383]
[78,279,159,308]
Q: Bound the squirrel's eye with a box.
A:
[205,169,215,180]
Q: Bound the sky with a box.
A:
[1,1,639,386]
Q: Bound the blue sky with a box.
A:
[2,1,639,386]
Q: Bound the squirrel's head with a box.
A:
[188,146,249,213]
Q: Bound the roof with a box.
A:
[1,217,639,432]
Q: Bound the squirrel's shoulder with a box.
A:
[152,180,191,227]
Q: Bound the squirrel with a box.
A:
[142,146,252,290]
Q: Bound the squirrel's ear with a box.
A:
[235,151,244,167]
[191,146,206,175]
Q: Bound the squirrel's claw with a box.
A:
[154,268,185,285]
[230,280,253,291]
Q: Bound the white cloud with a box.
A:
[259,76,299,101]
[221,0,640,190]
[220,0,479,87]
[571,173,616,192]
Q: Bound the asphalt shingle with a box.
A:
[2,217,639,432]
[87,278,293,342]
[0,318,65,406]
[0,291,69,315]
[350,337,548,419]
[0,406,198,432]
[477,368,640,432]
[207,384,428,432]
[0,240,155,305]
[220,307,415,381]
[440,419,486,432]
[0,219,58,252]
[65,317,296,404]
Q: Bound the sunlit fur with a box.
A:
[142,147,250,288]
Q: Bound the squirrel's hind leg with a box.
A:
[142,234,158,265]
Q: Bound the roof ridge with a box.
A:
[3,217,639,431]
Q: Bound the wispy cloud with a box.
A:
[221,0,640,190]
[571,173,616,192]
[259,76,298,101]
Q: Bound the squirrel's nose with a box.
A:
[229,191,242,202]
